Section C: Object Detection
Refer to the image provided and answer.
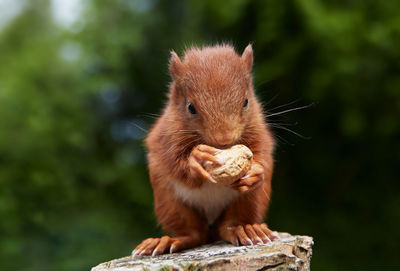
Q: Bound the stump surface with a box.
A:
[92,232,313,271]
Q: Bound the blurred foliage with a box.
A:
[0,0,399,270]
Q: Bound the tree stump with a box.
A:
[92,232,313,271]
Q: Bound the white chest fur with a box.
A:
[172,181,239,224]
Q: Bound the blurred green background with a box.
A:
[0,0,399,270]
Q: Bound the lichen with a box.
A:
[182,262,201,271]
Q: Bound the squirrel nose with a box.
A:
[214,134,234,147]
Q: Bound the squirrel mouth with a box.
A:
[208,140,238,150]
[214,143,235,149]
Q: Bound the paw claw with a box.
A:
[256,237,263,245]
[271,231,280,240]
[240,174,250,180]
[209,177,217,183]
[169,244,176,254]
[262,237,271,243]
[133,250,141,256]
[246,238,253,246]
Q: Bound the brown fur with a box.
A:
[133,44,276,256]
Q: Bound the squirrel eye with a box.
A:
[243,98,249,108]
[187,102,197,115]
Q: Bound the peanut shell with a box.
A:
[204,144,253,185]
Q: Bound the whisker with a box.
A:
[162,136,200,157]
[261,92,280,108]
[262,186,270,202]
[273,133,294,146]
[129,121,148,133]
[267,98,301,113]
[139,115,180,124]
[140,112,161,117]
[163,139,184,157]
[182,138,201,153]
[160,130,198,136]
[175,138,200,157]
[269,124,311,140]
[266,103,315,118]
[255,78,273,89]
[137,113,161,120]
[268,121,298,127]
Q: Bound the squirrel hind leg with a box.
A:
[219,223,279,247]
[217,182,276,246]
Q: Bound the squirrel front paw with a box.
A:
[230,161,264,193]
[188,144,222,184]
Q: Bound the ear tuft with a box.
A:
[241,44,253,72]
[169,50,184,80]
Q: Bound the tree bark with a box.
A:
[92,232,313,271]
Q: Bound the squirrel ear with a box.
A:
[169,50,184,79]
[241,44,253,72]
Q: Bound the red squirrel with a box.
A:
[133,44,277,256]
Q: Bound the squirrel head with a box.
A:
[168,44,255,148]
